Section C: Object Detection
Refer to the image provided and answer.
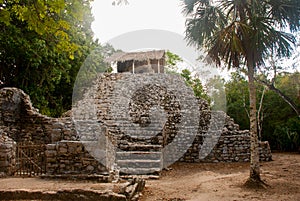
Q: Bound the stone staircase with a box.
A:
[116,144,163,175]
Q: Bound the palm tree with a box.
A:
[182,0,300,186]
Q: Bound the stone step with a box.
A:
[116,150,163,175]
[116,151,162,160]
[117,159,161,169]
[125,135,161,140]
[118,144,162,151]
[119,167,161,175]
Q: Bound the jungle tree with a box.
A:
[182,0,300,186]
[0,0,98,116]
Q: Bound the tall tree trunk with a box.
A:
[247,62,261,182]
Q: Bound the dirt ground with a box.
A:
[140,153,300,201]
[0,153,299,201]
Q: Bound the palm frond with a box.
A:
[181,0,209,16]
[267,0,300,32]
[182,0,299,70]
[185,4,226,49]
[208,21,248,68]
[248,15,296,65]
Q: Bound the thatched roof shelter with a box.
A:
[105,50,165,63]
[105,50,166,73]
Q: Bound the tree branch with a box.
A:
[255,78,300,117]
[257,86,266,140]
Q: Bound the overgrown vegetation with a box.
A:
[226,72,300,152]
[180,69,210,102]
[0,0,113,117]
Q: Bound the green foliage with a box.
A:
[164,51,210,102]
[165,50,183,73]
[180,69,210,102]
[225,72,250,129]
[261,72,300,151]
[0,0,86,57]
[225,71,300,151]
[272,117,300,151]
[0,0,113,117]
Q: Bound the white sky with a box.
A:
[91,0,186,43]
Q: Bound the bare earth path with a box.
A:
[0,153,299,201]
[140,153,300,201]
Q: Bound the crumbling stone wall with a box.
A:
[0,133,16,175]
[181,114,272,163]
[0,73,272,176]
[0,88,53,144]
[0,88,107,176]
[46,141,107,175]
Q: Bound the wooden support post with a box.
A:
[132,60,135,74]
[158,60,160,73]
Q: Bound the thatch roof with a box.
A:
[105,50,165,63]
